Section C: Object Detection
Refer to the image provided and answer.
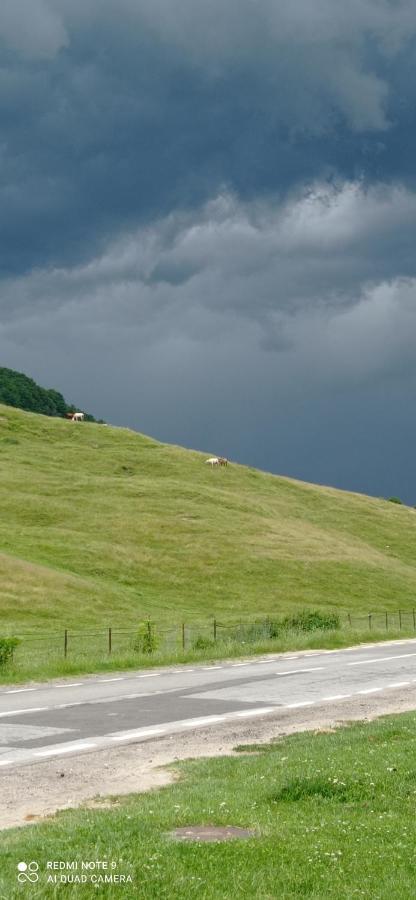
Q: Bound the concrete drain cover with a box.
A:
[169,826,256,843]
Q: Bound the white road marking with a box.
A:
[202,666,223,670]
[348,653,416,666]
[137,673,159,678]
[0,760,12,766]
[111,728,165,742]
[231,663,250,667]
[234,708,274,718]
[99,677,125,683]
[322,694,351,701]
[387,681,411,688]
[5,688,37,694]
[53,683,83,689]
[285,701,315,709]
[275,667,325,676]
[0,707,48,718]
[357,688,383,695]
[34,743,96,758]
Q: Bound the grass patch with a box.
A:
[0,404,416,678]
[2,712,416,897]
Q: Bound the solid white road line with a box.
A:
[387,681,411,688]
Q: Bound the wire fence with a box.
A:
[5,609,416,668]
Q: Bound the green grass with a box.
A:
[2,711,416,897]
[1,403,416,679]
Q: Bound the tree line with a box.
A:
[0,367,98,421]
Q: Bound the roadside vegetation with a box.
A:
[1,625,415,685]
[2,711,416,897]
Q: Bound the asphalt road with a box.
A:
[1,638,416,769]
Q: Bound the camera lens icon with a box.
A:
[17,862,39,883]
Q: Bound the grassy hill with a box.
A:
[1,404,416,635]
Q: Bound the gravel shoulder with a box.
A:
[2,685,416,831]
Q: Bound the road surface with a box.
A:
[1,638,416,769]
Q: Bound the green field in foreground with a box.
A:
[1,403,416,636]
[2,712,416,898]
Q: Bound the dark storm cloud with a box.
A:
[1,0,416,276]
[2,1,416,500]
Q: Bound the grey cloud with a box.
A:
[0,0,67,59]
[2,180,416,374]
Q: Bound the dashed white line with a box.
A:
[357,688,383,695]
[0,760,12,766]
[34,743,96,758]
[275,667,325,676]
[111,728,165,741]
[5,688,37,694]
[0,706,48,718]
[202,666,223,670]
[387,681,411,688]
[348,653,416,666]
[99,677,125,683]
[285,701,315,709]
[137,673,159,678]
[231,663,250,667]
[53,683,83,689]
[322,694,351,701]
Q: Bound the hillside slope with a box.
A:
[0,404,416,632]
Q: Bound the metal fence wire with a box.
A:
[5,609,416,667]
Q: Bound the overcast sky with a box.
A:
[1,1,416,501]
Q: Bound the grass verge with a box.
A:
[1,626,415,684]
[2,712,416,897]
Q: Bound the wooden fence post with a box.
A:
[413,609,416,631]
[182,623,185,651]
[385,611,388,630]
[64,629,68,659]
[108,627,112,655]
[399,609,402,630]
[368,614,372,630]
[347,613,351,627]
[213,618,217,641]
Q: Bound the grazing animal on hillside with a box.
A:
[218,457,228,466]
[71,411,85,422]
[205,457,219,467]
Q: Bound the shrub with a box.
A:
[280,610,340,633]
[133,622,158,654]
[193,636,216,650]
[0,637,19,667]
[388,497,403,504]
